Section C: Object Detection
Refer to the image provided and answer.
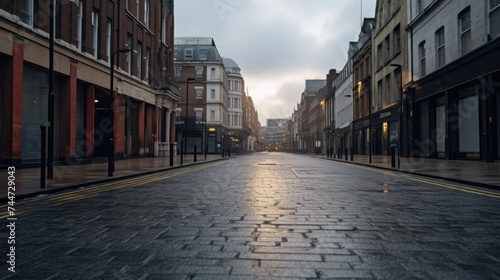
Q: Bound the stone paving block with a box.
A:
[253,246,351,255]
[231,267,317,278]
[238,252,322,261]
[260,260,351,269]
[174,265,231,275]
[318,269,375,279]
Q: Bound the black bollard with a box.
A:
[169,143,174,166]
[40,125,46,189]
[180,139,184,165]
[194,144,197,162]
[391,145,396,168]
[108,138,114,177]
[345,147,348,160]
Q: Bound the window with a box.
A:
[77,1,83,50]
[385,35,391,61]
[175,67,181,76]
[184,49,193,60]
[435,27,445,68]
[199,49,208,60]
[419,41,426,76]
[211,89,216,99]
[161,9,166,44]
[416,0,423,14]
[385,74,391,104]
[490,0,500,38]
[144,0,150,28]
[106,20,112,64]
[377,80,383,109]
[393,25,401,55]
[21,0,34,26]
[145,48,150,82]
[136,0,140,18]
[195,110,202,122]
[136,41,142,79]
[459,8,472,56]
[126,34,132,74]
[377,43,383,68]
[210,110,215,121]
[195,88,203,99]
[91,10,99,58]
[196,67,203,76]
[211,68,216,79]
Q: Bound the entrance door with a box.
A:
[94,109,112,157]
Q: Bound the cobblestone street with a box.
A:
[2,153,500,279]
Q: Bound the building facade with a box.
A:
[406,0,500,161]
[173,37,228,155]
[0,0,179,166]
[334,44,355,158]
[353,18,375,158]
[372,0,408,157]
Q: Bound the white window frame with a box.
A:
[436,27,445,68]
[195,88,203,99]
[195,109,203,122]
[199,49,208,60]
[136,0,140,19]
[145,48,150,82]
[77,1,83,50]
[419,41,426,76]
[106,20,112,64]
[144,0,150,28]
[161,9,166,44]
[184,49,193,60]
[175,67,182,76]
[490,0,500,38]
[126,34,132,74]
[195,67,203,76]
[210,110,216,121]
[211,89,216,99]
[136,41,142,79]
[92,10,99,58]
[21,0,34,26]
[459,8,472,56]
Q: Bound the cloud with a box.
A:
[175,0,376,124]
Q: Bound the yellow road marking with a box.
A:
[332,160,500,198]
[1,161,225,218]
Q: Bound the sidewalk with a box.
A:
[322,154,500,189]
[0,154,228,200]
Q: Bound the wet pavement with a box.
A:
[1,153,499,279]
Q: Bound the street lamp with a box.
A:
[184,78,196,158]
[108,47,131,177]
[390,64,403,169]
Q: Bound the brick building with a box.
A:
[0,0,179,166]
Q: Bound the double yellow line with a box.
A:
[1,161,225,219]
[335,160,500,199]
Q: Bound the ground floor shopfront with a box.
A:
[0,45,178,166]
[407,37,500,162]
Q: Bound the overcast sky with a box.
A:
[175,0,376,125]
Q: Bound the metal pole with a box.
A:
[48,0,55,178]
[180,139,184,165]
[194,144,197,162]
[109,49,115,177]
[169,142,174,166]
[40,125,47,189]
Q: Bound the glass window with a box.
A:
[136,0,140,18]
[196,67,203,76]
[77,1,83,50]
[92,10,99,58]
[490,0,500,38]
[419,41,426,76]
[199,49,208,60]
[195,88,203,99]
[21,0,34,26]
[175,67,181,76]
[106,20,112,64]
[459,8,472,55]
[144,0,150,28]
[136,41,142,79]
[210,110,215,121]
[126,34,132,74]
[161,9,166,44]
[416,0,423,14]
[458,95,479,152]
[393,25,401,54]
[385,35,391,61]
[436,27,445,68]
[145,48,150,82]
[211,89,216,99]
[184,49,193,60]
[195,110,202,121]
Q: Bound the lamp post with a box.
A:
[390,64,403,169]
[108,47,131,177]
[184,78,195,158]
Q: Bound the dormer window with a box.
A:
[184,49,193,60]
